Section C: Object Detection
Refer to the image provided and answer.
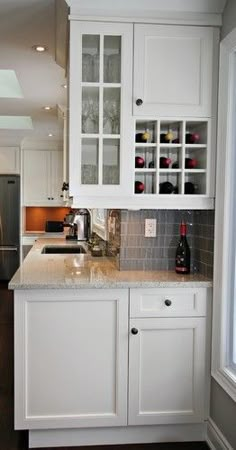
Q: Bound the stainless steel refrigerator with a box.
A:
[0,175,20,280]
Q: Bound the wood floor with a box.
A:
[0,282,209,450]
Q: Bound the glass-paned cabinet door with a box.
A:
[69,21,133,198]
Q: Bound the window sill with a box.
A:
[212,368,236,402]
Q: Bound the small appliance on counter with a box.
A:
[66,209,90,241]
[45,221,64,233]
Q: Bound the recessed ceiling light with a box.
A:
[48,133,53,137]
[32,45,48,52]
[43,106,52,110]
[61,84,67,89]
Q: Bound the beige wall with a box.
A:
[209,1,236,447]
[221,0,236,39]
[210,379,236,447]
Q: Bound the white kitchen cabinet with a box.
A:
[0,147,20,173]
[133,24,217,117]
[68,19,218,209]
[14,289,129,429]
[22,149,63,206]
[128,288,210,425]
[69,21,133,201]
[14,285,211,433]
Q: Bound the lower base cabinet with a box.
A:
[129,317,206,425]
[14,287,211,436]
[14,289,129,429]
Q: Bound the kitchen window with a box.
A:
[212,27,236,401]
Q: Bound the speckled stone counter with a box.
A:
[9,238,212,289]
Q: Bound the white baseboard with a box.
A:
[207,418,233,450]
[29,423,206,448]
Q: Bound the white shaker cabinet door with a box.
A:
[133,24,217,117]
[22,150,63,206]
[50,150,63,204]
[128,317,206,425]
[23,150,51,205]
[14,289,129,429]
[0,147,20,173]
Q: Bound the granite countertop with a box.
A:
[9,238,213,290]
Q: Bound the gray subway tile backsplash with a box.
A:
[107,209,214,277]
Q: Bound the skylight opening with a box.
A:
[0,70,23,98]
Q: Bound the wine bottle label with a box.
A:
[175,266,189,273]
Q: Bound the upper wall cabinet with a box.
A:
[69,21,133,199]
[23,150,63,206]
[0,147,20,174]
[69,20,219,209]
[133,25,215,117]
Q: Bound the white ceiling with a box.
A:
[0,0,67,147]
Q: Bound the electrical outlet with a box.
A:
[145,219,157,237]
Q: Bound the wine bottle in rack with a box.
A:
[135,128,151,143]
[135,156,145,168]
[185,133,200,144]
[159,181,174,194]
[185,158,197,169]
[184,182,195,194]
[135,181,145,194]
[160,157,172,168]
[175,221,190,274]
[160,129,174,143]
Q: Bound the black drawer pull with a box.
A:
[164,299,172,307]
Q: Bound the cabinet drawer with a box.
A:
[130,288,208,318]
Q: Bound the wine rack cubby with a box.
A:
[134,119,209,196]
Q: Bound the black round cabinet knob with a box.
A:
[164,299,172,307]
[131,327,139,335]
[136,98,143,106]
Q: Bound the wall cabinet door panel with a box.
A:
[133,24,215,117]
[23,150,51,205]
[0,147,20,173]
[51,150,63,204]
[23,150,63,206]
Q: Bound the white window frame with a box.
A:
[91,208,108,241]
[212,27,236,402]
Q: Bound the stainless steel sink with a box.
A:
[41,245,86,254]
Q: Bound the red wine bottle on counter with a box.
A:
[175,221,190,274]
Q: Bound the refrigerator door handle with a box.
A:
[0,247,18,251]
